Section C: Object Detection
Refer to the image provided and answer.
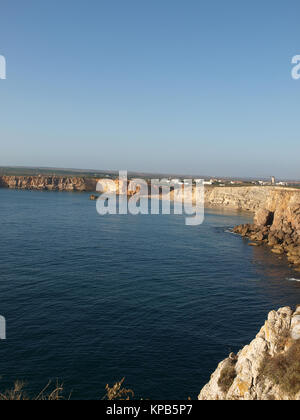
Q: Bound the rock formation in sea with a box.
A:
[199,306,300,400]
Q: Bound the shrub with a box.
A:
[260,340,300,397]
[218,360,237,394]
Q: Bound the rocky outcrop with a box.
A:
[199,306,300,400]
[232,188,300,271]
[0,176,97,192]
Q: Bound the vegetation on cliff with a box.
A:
[260,339,300,397]
[0,378,134,401]
[217,359,237,394]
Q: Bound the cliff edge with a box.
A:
[231,188,300,271]
[199,306,300,400]
[0,176,97,191]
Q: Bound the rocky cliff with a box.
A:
[230,187,300,271]
[199,306,300,400]
[0,176,97,192]
[2,177,299,210]
[204,185,300,212]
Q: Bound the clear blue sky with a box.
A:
[0,0,300,178]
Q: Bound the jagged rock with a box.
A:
[268,233,280,246]
[199,307,300,400]
[271,247,284,255]
[254,232,265,241]
[255,209,274,227]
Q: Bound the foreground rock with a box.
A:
[199,306,300,400]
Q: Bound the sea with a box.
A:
[0,188,299,399]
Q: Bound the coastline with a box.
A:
[2,180,300,274]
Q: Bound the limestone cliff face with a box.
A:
[199,306,300,400]
[204,186,300,214]
[97,183,300,213]
[0,176,97,192]
[205,186,267,211]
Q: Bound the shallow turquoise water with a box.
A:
[0,189,299,399]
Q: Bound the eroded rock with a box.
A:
[199,307,300,400]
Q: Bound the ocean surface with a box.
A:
[0,188,300,399]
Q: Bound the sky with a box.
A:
[0,0,300,179]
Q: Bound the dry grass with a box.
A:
[260,340,300,397]
[102,378,134,400]
[0,377,194,400]
[0,378,134,400]
[0,380,65,400]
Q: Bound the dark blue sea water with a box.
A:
[0,189,300,399]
